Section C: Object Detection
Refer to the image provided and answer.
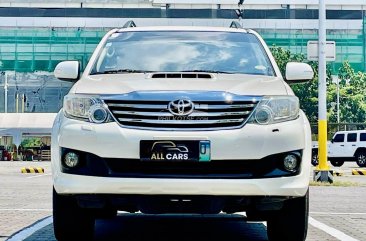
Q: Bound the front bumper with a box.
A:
[60,148,302,178]
[52,111,311,197]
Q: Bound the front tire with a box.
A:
[356,151,366,167]
[311,150,319,166]
[267,190,309,241]
[53,188,95,241]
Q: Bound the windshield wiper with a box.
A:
[90,69,148,75]
[180,70,234,74]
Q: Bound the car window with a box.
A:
[333,134,344,143]
[347,133,357,142]
[361,133,366,141]
[91,31,275,76]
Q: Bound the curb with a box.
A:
[21,167,45,174]
[352,169,366,175]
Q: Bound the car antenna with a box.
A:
[230,21,242,29]
[122,20,137,28]
[231,1,245,29]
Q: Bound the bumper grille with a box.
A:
[103,92,259,130]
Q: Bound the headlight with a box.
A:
[249,96,299,125]
[89,105,108,123]
[63,94,111,123]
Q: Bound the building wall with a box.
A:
[1,1,366,113]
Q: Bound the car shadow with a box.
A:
[95,213,268,241]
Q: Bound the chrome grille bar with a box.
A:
[103,92,260,130]
[112,110,251,117]
[118,118,244,124]
[107,103,255,110]
[194,104,256,110]
[107,103,168,109]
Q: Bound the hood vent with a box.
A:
[150,73,213,79]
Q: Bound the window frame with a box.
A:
[346,133,357,143]
[333,133,345,143]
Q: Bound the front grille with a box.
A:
[103,92,260,130]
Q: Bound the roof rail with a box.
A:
[123,20,136,28]
[230,21,242,29]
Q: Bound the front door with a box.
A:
[328,133,346,157]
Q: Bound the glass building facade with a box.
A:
[0,28,106,113]
[1,1,366,113]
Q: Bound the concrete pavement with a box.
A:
[1,161,366,241]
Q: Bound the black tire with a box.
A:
[267,190,309,241]
[356,151,366,167]
[311,150,319,166]
[53,188,95,241]
[330,159,344,167]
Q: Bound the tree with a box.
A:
[21,138,42,148]
[270,46,366,125]
[335,61,366,123]
[270,45,326,123]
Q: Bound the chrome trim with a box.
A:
[112,110,251,117]
[195,104,256,110]
[107,103,255,110]
[107,103,168,109]
[117,118,244,124]
[168,99,195,116]
[102,91,262,131]
[102,91,260,102]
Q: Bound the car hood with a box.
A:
[71,73,289,96]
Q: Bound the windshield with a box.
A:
[90,31,275,76]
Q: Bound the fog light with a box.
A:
[283,154,298,172]
[89,105,108,123]
[64,152,79,168]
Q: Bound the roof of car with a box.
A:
[117,26,251,33]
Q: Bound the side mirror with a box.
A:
[285,62,314,84]
[54,61,80,82]
[331,139,334,143]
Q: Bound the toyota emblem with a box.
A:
[168,99,195,116]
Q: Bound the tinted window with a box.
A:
[360,133,366,142]
[91,31,275,76]
[333,134,344,143]
[347,133,357,142]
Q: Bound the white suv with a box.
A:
[52,22,313,241]
[312,130,366,167]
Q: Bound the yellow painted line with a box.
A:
[352,169,366,175]
[21,167,45,174]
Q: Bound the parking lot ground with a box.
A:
[2,161,366,241]
[0,161,52,241]
[311,162,366,185]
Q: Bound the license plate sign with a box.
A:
[140,140,211,162]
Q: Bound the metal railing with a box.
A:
[311,123,366,140]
